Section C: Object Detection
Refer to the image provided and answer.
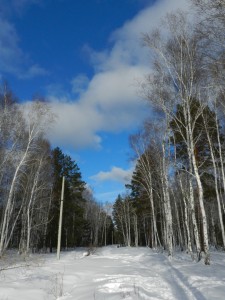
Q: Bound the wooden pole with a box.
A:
[57,176,65,260]
[105,222,106,246]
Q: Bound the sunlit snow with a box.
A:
[0,246,225,299]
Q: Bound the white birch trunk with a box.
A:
[133,213,139,247]
[162,139,173,257]
[0,143,31,256]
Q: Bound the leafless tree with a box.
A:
[142,12,210,263]
[0,100,54,256]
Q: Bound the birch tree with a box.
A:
[19,140,53,254]
[142,12,210,263]
[130,123,163,249]
[0,100,54,256]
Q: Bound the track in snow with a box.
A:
[0,246,224,300]
[59,246,206,300]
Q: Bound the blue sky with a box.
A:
[0,0,189,203]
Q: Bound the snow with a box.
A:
[0,246,225,299]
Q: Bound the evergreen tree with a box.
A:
[47,147,86,251]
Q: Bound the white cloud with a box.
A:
[48,64,150,149]
[91,166,134,184]
[48,0,190,149]
[48,97,103,149]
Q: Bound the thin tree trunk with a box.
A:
[162,139,173,257]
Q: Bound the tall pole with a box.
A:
[57,176,65,260]
[105,222,106,246]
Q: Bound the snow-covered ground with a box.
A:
[0,246,225,299]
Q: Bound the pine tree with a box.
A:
[47,147,86,251]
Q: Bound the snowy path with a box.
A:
[0,246,225,299]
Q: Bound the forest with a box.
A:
[113,0,225,266]
[1,0,225,266]
[0,87,113,257]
